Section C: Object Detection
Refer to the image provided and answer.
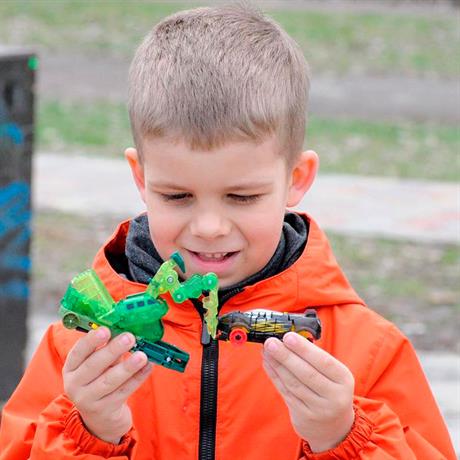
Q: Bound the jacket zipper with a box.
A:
[193,288,242,460]
[192,299,218,460]
[198,334,219,460]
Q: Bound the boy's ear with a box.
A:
[125,147,146,203]
[286,150,319,207]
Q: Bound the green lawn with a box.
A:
[37,99,460,181]
[328,232,460,310]
[0,1,458,78]
[38,100,131,155]
[308,116,460,181]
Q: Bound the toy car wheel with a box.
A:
[165,273,177,286]
[229,327,248,345]
[202,273,218,289]
[62,313,79,329]
[298,329,314,340]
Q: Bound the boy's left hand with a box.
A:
[262,332,355,453]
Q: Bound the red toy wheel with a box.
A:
[229,328,248,345]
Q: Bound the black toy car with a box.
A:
[216,309,321,345]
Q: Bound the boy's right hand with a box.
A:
[63,327,153,444]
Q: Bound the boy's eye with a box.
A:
[228,194,262,203]
[160,193,191,202]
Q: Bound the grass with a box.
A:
[31,211,121,310]
[328,232,460,307]
[308,116,460,181]
[37,99,460,181]
[0,1,459,78]
[38,100,132,156]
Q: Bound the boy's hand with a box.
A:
[262,332,355,453]
[63,327,153,444]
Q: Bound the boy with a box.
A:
[0,4,455,459]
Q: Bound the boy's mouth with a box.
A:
[185,250,240,275]
[190,251,236,262]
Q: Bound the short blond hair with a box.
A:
[128,3,310,167]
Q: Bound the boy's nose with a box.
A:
[189,211,231,240]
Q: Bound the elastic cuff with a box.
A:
[64,407,136,457]
[302,406,374,459]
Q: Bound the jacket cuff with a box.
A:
[301,406,374,459]
[64,407,136,457]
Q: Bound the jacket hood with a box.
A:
[92,212,365,320]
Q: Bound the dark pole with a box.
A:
[0,47,36,401]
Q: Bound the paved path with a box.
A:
[34,152,460,244]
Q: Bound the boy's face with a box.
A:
[126,136,317,288]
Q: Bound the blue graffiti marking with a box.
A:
[0,181,31,299]
[0,182,30,237]
[0,280,29,299]
[0,122,24,145]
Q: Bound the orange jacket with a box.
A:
[0,214,455,459]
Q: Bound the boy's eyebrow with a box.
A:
[224,180,274,191]
[146,180,185,190]
[147,179,274,190]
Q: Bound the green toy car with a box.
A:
[60,252,219,373]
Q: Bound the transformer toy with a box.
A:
[60,252,219,372]
[216,309,322,345]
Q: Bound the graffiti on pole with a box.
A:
[0,111,30,300]
[0,181,31,299]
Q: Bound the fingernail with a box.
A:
[131,352,145,364]
[284,333,297,346]
[119,333,132,345]
[96,327,108,339]
[266,340,279,353]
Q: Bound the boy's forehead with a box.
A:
[141,135,282,165]
[141,135,287,187]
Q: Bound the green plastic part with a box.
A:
[28,56,39,71]
[145,253,182,299]
[203,287,219,339]
[60,269,114,318]
[170,251,186,273]
[59,251,221,372]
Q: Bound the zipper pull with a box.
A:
[201,317,211,345]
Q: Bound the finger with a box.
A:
[264,354,325,407]
[101,360,154,406]
[263,355,290,396]
[282,333,351,384]
[74,332,136,386]
[64,327,111,373]
[89,351,149,400]
[264,337,334,397]
[263,356,311,412]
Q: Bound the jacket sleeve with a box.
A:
[0,324,137,459]
[299,325,456,459]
